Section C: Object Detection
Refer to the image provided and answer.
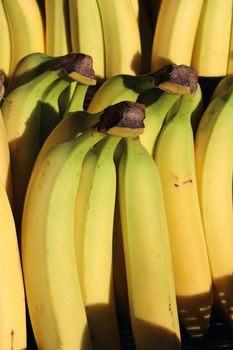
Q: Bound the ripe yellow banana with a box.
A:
[88,64,198,113]
[96,0,142,78]
[0,0,11,79]
[191,0,232,76]
[118,136,181,349]
[195,84,233,327]
[227,12,233,74]
[151,0,204,71]
[155,85,213,340]
[0,181,26,349]
[21,129,108,350]
[2,0,45,75]
[75,135,122,349]
[45,0,70,56]
[69,0,105,80]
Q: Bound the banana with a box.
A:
[151,0,204,71]
[154,85,213,340]
[21,129,108,350]
[63,82,91,118]
[211,75,233,100]
[0,180,26,350]
[228,10,233,74]
[194,84,233,327]
[2,53,96,233]
[6,52,57,96]
[75,136,122,349]
[137,88,181,156]
[2,0,45,75]
[69,0,105,80]
[0,108,13,204]
[96,0,141,78]
[0,0,11,79]
[45,0,70,56]
[191,0,232,77]
[118,136,181,349]
[88,64,198,113]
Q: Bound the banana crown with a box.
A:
[151,64,198,95]
[50,53,97,85]
[96,100,145,137]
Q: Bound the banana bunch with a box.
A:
[1,52,97,234]
[21,100,182,349]
[151,0,233,77]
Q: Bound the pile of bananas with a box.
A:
[1,0,233,82]
[0,0,233,350]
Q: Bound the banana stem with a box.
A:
[63,83,89,117]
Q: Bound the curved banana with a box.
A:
[88,64,198,113]
[0,181,26,350]
[154,85,213,340]
[5,52,57,96]
[191,0,232,76]
[0,108,13,204]
[0,0,11,79]
[75,136,122,349]
[96,0,141,78]
[45,0,70,56]
[69,0,105,80]
[194,84,233,327]
[21,129,108,349]
[2,0,45,75]
[118,136,181,349]
[151,0,204,71]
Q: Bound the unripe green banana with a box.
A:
[155,85,213,340]
[88,64,198,113]
[211,75,233,101]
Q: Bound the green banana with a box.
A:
[118,136,181,349]
[154,85,213,340]
[5,52,57,96]
[211,75,233,101]
[88,64,198,113]
[2,53,96,233]
[137,88,181,156]
[195,84,233,327]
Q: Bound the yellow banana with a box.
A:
[151,0,204,71]
[0,181,26,349]
[195,84,233,327]
[118,136,181,349]
[2,0,45,75]
[227,10,233,74]
[0,0,11,79]
[154,85,213,340]
[45,0,70,56]
[96,0,141,78]
[191,0,232,76]
[69,0,105,80]
[75,136,122,349]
